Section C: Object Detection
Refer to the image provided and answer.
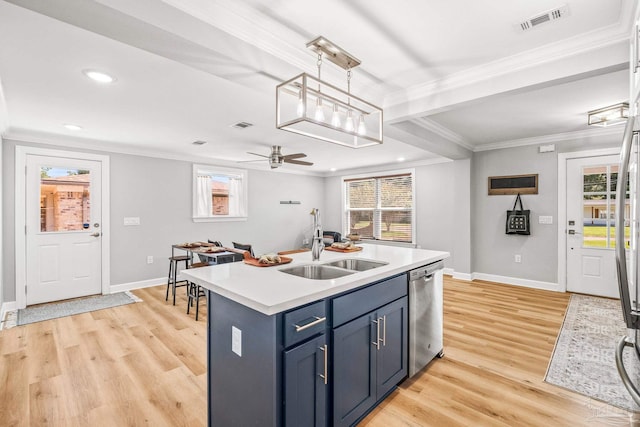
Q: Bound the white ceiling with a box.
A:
[0,0,634,175]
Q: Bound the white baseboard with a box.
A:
[471,272,561,292]
[1,300,18,322]
[109,277,165,293]
[443,268,561,292]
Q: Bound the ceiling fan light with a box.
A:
[587,102,629,127]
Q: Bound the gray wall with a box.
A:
[3,140,325,300]
[470,135,622,284]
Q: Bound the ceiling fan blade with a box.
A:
[282,153,307,160]
[247,151,270,158]
[284,159,314,166]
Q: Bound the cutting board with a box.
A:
[243,255,293,267]
[325,246,363,253]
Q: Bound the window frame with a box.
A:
[192,164,248,223]
[341,168,416,245]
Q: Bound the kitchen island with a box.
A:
[182,244,449,426]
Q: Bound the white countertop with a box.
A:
[181,244,450,315]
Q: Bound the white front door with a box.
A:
[25,154,103,305]
[566,154,627,298]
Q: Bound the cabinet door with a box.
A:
[332,313,377,427]
[284,334,328,427]
[376,296,408,398]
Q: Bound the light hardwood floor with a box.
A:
[0,277,635,426]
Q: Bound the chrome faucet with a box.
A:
[310,208,324,261]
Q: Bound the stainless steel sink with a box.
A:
[280,264,355,280]
[323,258,388,272]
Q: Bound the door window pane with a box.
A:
[40,167,91,232]
[582,164,629,249]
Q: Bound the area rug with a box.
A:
[545,293,640,412]
[16,292,140,326]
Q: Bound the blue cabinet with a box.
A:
[332,294,408,426]
[206,273,408,427]
[284,334,328,427]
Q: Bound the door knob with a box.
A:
[91,232,101,237]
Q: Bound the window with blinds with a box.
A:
[343,170,414,243]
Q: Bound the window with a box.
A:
[193,164,248,222]
[582,164,629,248]
[343,170,415,243]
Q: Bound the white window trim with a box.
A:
[341,168,416,245]
[192,164,248,222]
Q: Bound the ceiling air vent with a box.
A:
[518,5,569,31]
[231,121,253,129]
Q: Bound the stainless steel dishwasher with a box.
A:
[408,260,445,377]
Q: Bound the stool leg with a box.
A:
[172,260,178,305]
[166,259,173,301]
[195,287,200,321]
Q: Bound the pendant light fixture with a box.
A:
[276,36,383,148]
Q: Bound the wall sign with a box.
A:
[488,174,538,195]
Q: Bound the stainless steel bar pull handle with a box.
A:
[372,319,380,349]
[381,315,386,347]
[294,316,326,332]
[318,345,328,385]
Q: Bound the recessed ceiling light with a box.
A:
[63,124,83,131]
[330,168,337,172]
[82,69,116,84]
[192,140,207,145]
[397,157,405,162]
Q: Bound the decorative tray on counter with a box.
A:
[325,245,362,253]
[243,252,293,267]
[243,256,293,267]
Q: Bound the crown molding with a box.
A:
[386,20,630,108]
[472,126,625,152]
[411,117,474,151]
[2,129,327,177]
[324,156,452,178]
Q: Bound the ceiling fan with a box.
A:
[242,145,314,169]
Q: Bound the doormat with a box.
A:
[545,293,640,412]
[14,292,140,327]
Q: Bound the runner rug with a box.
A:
[545,293,640,412]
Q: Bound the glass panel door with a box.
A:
[39,166,91,232]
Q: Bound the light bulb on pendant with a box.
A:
[331,104,341,127]
[296,91,305,117]
[345,110,355,132]
[357,114,366,135]
[314,98,325,122]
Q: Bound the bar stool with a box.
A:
[187,261,208,321]
[166,255,191,305]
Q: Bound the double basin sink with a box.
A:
[280,258,388,280]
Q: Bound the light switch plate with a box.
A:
[232,326,242,357]
[539,215,553,225]
[123,217,140,226]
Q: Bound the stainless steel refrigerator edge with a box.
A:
[615,115,640,405]
[408,260,445,377]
